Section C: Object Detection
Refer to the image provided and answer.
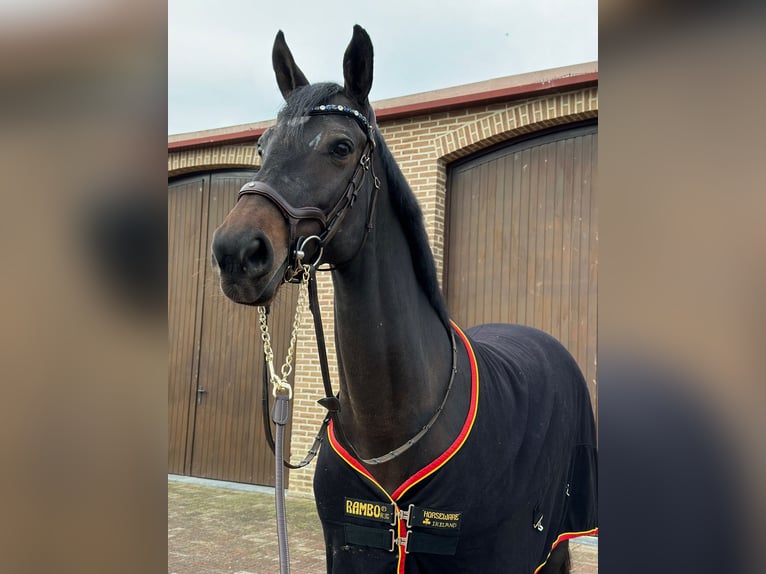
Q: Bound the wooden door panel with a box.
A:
[190,172,298,486]
[446,125,598,411]
[168,174,207,474]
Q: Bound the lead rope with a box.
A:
[272,393,290,574]
[257,264,311,574]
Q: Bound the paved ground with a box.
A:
[168,476,597,573]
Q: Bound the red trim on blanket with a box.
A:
[391,322,479,500]
[396,519,407,574]
[326,321,479,502]
[327,424,392,500]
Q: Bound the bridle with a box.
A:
[239,102,386,462]
[244,102,459,468]
[237,104,381,280]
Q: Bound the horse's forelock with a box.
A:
[277,82,345,137]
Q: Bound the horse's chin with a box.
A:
[218,261,287,307]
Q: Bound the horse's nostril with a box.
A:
[211,230,273,280]
[240,236,273,277]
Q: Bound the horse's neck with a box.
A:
[330,177,453,466]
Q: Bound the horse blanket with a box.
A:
[314,322,598,574]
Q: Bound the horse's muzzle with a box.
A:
[211,227,274,280]
[210,225,288,306]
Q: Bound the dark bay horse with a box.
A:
[211,25,597,574]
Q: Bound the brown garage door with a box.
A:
[169,170,298,486]
[445,124,598,410]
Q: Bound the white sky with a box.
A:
[168,0,597,135]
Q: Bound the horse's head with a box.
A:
[211,25,377,305]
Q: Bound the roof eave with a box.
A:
[168,65,598,152]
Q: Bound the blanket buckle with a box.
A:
[389,529,411,554]
[395,504,414,528]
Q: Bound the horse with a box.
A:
[210,25,597,574]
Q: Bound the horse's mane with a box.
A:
[278,83,451,328]
[375,136,451,329]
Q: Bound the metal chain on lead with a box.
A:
[257,264,311,398]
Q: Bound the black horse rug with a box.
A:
[314,322,597,574]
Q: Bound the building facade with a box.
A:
[169,63,598,496]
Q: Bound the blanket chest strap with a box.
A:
[343,524,459,556]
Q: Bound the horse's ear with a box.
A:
[272,30,310,100]
[343,25,374,104]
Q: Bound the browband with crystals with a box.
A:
[308,104,376,143]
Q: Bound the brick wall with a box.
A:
[168,85,598,497]
[168,143,260,175]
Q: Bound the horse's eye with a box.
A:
[257,143,264,157]
[331,141,353,158]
